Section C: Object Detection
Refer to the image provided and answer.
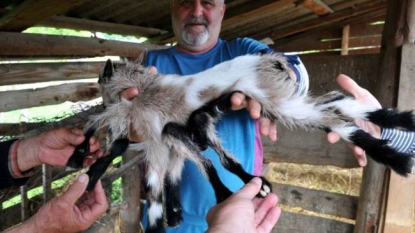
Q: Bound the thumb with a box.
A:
[61,174,89,204]
[236,177,262,199]
[63,129,85,145]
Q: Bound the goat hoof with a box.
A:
[257,176,273,198]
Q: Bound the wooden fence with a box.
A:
[0,53,384,233]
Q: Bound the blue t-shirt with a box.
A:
[141,37,305,232]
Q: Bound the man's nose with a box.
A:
[190,2,203,18]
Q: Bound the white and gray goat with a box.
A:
[67,53,415,233]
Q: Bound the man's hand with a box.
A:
[327,74,382,166]
[16,128,103,173]
[231,92,277,141]
[6,174,108,233]
[206,177,281,233]
[120,66,157,142]
[32,175,107,233]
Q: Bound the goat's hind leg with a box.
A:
[164,155,185,227]
[163,122,233,203]
[315,91,415,176]
[189,93,272,199]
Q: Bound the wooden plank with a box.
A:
[0,62,104,86]
[272,183,358,220]
[0,32,165,57]
[274,211,354,233]
[38,15,167,38]
[354,0,405,232]
[0,0,83,32]
[257,1,387,41]
[268,8,386,50]
[263,128,359,168]
[342,25,350,55]
[0,82,100,112]
[119,151,142,233]
[382,44,415,233]
[301,0,334,16]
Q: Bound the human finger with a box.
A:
[256,206,281,233]
[248,99,261,119]
[231,92,248,110]
[254,194,278,226]
[327,132,341,144]
[120,88,139,100]
[148,66,158,74]
[353,146,367,166]
[236,177,262,199]
[268,121,277,141]
[60,174,89,205]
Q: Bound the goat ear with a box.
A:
[132,49,148,65]
[100,59,114,84]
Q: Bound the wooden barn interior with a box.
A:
[0,0,414,232]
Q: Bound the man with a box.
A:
[121,0,414,232]
[120,0,305,232]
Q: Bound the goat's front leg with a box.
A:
[163,149,185,227]
[66,128,96,169]
[86,138,129,191]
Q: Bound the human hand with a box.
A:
[120,66,157,142]
[17,128,103,173]
[231,92,277,141]
[23,174,108,233]
[206,177,281,233]
[327,74,382,166]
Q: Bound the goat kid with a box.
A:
[67,54,415,233]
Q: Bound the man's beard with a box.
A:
[182,17,209,46]
[182,29,209,46]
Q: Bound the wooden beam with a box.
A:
[274,211,354,233]
[301,0,334,16]
[0,32,165,57]
[38,16,167,38]
[271,183,358,220]
[0,0,83,32]
[0,62,104,86]
[0,82,100,112]
[354,0,410,232]
[253,1,387,42]
[382,45,415,233]
[269,7,385,50]
[341,25,350,55]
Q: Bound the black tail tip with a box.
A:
[390,156,414,177]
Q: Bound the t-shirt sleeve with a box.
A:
[381,128,415,154]
[0,139,30,190]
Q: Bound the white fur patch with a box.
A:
[148,202,163,226]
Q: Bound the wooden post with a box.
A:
[381,45,415,233]
[341,25,350,55]
[42,164,52,204]
[119,151,142,233]
[354,0,413,232]
[20,185,29,221]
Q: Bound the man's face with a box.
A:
[171,0,225,51]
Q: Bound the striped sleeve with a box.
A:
[381,128,415,154]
